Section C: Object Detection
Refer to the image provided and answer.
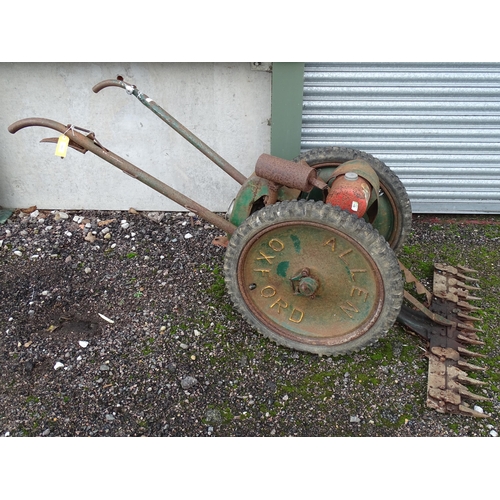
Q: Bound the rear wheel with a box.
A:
[294,147,412,253]
[224,200,404,356]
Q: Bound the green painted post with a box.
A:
[270,63,305,160]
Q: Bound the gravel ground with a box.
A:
[1,206,499,437]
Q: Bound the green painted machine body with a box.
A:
[228,166,396,245]
[227,174,300,228]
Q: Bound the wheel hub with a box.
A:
[291,268,319,297]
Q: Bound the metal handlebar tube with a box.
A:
[8,118,237,235]
[92,78,247,186]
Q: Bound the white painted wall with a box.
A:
[0,63,271,212]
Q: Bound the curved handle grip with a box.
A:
[8,117,69,135]
[92,77,136,94]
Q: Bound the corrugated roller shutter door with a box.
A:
[301,63,500,214]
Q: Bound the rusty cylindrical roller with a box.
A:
[255,154,327,192]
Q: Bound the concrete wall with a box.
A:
[0,63,272,212]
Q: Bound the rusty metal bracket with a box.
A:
[39,125,109,154]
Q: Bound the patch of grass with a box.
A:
[401,244,435,277]
[205,266,226,300]
[369,338,394,364]
[203,404,235,425]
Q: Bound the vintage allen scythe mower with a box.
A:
[8,77,490,418]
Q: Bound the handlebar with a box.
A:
[92,77,137,94]
[8,117,71,135]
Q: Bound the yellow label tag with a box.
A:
[55,135,69,158]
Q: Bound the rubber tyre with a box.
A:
[294,147,412,253]
[224,200,404,356]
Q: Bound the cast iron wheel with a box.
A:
[224,200,404,356]
[294,147,412,253]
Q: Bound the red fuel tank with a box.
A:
[326,172,371,218]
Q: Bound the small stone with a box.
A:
[84,267,91,274]
[490,430,498,437]
[54,361,64,370]
[350,415,361,423]
[181,376,198,389]
[100,364,110,371]
[184,233,193,239]
[474,405,484,413]
[104,233,111,240]
[105,414,115,421]
[121,222,130,230]
[205,408,222,424]
[79,341,89,348]
[65,231,72,237]
[30,210,40,218]
[179,343,188,349]
[56,211,69,220]
[13,250,22,257]
[41,428,50,436]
